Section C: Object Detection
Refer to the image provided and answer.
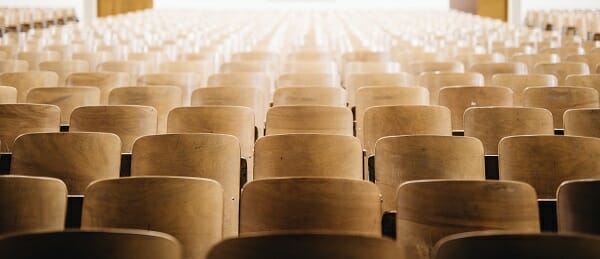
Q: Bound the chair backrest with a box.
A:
[131,133,240,237]
[73,51,114,71]
[565,53,600,71]
[265,105,353,136]
[220,61,275,76]
[281,62,337,74]
[564,108,600,138]
[418,72,484,104]
[240,177,381,236]
[534,62,590,85]
[499,135,600,198]
[512,53,560,72]
[27,87,100,124]
[159,60,211,75]
[70,105,157,152]
[343,51,390,64]
[277,73,340,87]
[39,60,89,86]
[0,175,66,235]
[17,50,60,70]
[491,74,558,106]
[0,71,59,102]
[375,136,485,211]
[0,86,16,103]
[82,176,222,259]
[408,61,464,75]
[343,62,401,82]
[0,59,28,73]
[345,72,414,106]
[523,86,599,128]
[557,179,600,235]
[0,104,60,152]
[97,61,143,85]
[66,72,130,104]
[273,87,346,106]
[138,73,205,106]
[207,73,271,89]
[11,132,121,194]
[541,46,585,59]
[468,62,528,84]
[0,229,182,259]
[564,74,600,94]
[396,180,539,259]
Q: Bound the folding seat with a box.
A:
[11,132,121,194]
[273,87,346,106]
[137,73,205,106]
[523,86,599,128]
[207,73,272,103]
[557,180,600,235]
[491,74,558,105]
[97,61,144,85]
[0,104,60,151]
[66,72,130,104]
[240,177,381,235]
[39,60,89,86]
[346,72,414,106]
[73,51,114,71]
[265,105,353,136]
[564,74,600,94]
[207,233,401,259]
[0,175,67,235]
[534,62,589,85]
[396,180,539,259]
[27,87,100,125]
[564,108,600,138]
[565,53,600,72]
[512,53,560,72]
[343,62,401,84]
[499,135,600,199]
[540,46,585,60]
[0,59,28,73]
[469,62,528,84]
[464,107,553,155]
[281,61,337,74]
[17,50,60,70]
[131,133,240,237]
[0,71,58,102]
[456,53,505,69]
[0,86,16,103]
[277,73,340,87]
[0,229,182,259]
[82,177,222,259]
[418,72,484,104]
[407,61,464,76]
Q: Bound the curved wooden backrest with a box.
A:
[281,62,337,74]
[109,86,182,134]
[565,53,600,71]
[0,71,59,102]
[522,86,599,128]
[468,62,528,84]
[240,177,381,236]
[396,180,539,259]
[265,105,353,136]
[39,60,89,86]
[220,61,275,75]
[491,74,558,106]
[131,133,240,237]
[0,175,66,235]
[375,136,485,211]
[439,86,514,131]
[82,176,223,259]
[73,51,114,71]
[128,52,167,73]
[417,72,484,104]
[534,62,590,85]
[11,132,121,194]
[464,107,554,155]
[342,51,390,64]
[0,229,182,259]
[343,62,401,82]
[345,73,414,106]
[66,72,130,104]
[287,51,335,62]
[564,74,600,94]
[0,104,60,152]
[564,108,600,138]
[363,105,452,154]
[97,61,143,85]
[207,233,402,259]
[27,87,100,124]
[0,86,17,103]
[17,50,60,70]
[273,87,346,107]
[277,73,340,87]
[512,53,560,72]
[159,60,211,73]
[207,73,271,89]
[408,61,464,75]
[70,105,157,152]
[434,232,600,259]
[499,135,600,198]
[138,73,205,106]
[232,51,279,63]
[0,59,28,73]
[541,47,585,59]
[456,53,505,69]
[254,134,362,180]
[557,179,600,235]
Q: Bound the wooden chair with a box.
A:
[39,60,89,86]
[564,74,600,94]
[265,105,353,136]
[464,107,554,155]
[281,62,337,74]
[499,135,600,198]
[0,71,58,102]
[287,51,335,62]
[0,59,28,73]
[0,104,60,152]
[11,132,121,194]
[70,105,157,152]
[66,72,130,104]
[456,53,505,69]
[0,175,66,235]
[565,53,600,72]
[220,61,276,77]
[557,179,600,235]
[0,86,16,103]
[17,50,60,70]
[27,87,100,125]
[523,86,599,128]
[109,86,181,134]
[206,73,272,103]
[207,233,401,259]
[469,62,528,84]
[396,180,539,259]
[128,52,167,73]
[240,177,381,235]
[342,51,390,64]
[418,72,484,104]
[138,73,205,106]
[131,133,240,237]
[73,51,114,71]
[82,176,221,259]
[273,87,346,106]
[512,53,560,72]
[232,51,279,64]
[159,60,212,75]
[363,105,452,155]
[541,47,585,60]
[277,73,340,87]
[564,108,600,138]
[434,232,600,259]
[0,229,182,259]
[491,74,558,106]
[375,136,485,211]
[345,72,414,106]
[343,62,401,83]
[534,62,590,85]
[407,61,464,76]
[97,61,143,85]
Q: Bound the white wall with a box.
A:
[0,0,96,23]
[509,0,600,25]
[154,0,449,10]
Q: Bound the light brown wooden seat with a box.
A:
[277,73,340,87]
[0,59,28,73]
[27,87,100,125]
[0,229,182,259]
[207,233,402,259]
[456,53,505,69]
[0,71,58,102]
[265,105,353,136]
[287,51,335,62]
[522,86,599,128]
[11,132,121,194]
[566,54,600,71]
[70,105,157,152]
[66,72,130,104]
[346,72,414,106]
[342,51,390,64]
[137,73,205,106]
[418,72,484,104]
[557,179,600,235]
[128,52,167,73]
[0,86,16,103]
[396,180,539,259]
[434,232,600,259]
[73,51,114,71]
[534,62,590,85]
[220,61,276,76]
[499,135,600,199]
[109,86,181,134]
[97,61,144,85]
[131,133,240,237]
[512,53,560,72]
[541,47,585,60]
[82,176,222,259]
[363,105,452,155]
[240,177,381,236]
[159,60,211,74]
[439,86,513,131]
[281,62,337,74]
[564,74,600,94]
[17,51,60,70]
[464,107,554,155]
[564,108,600,138]
[206,73,272,103]
[343,62,401,83]
[273,87,346,106]
[469,62,528,84]
[0,175,67,235]
[491,74,558,105]
[375,136,484,211]
[0,104,60,152]
[232,51,279,64]
[407,61,464,76]
[39,60,89,86]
